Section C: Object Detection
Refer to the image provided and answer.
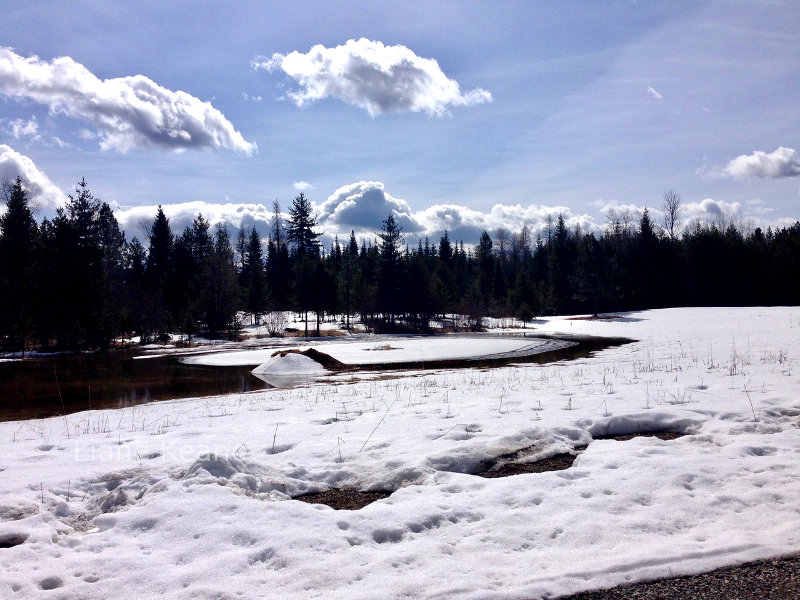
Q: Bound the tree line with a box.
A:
[1,177,799,351]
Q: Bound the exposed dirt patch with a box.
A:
[270,348,348,371]
[0,533,28,548]
[478,452,580,478]
[295,489,391,510]
[475,431,686,479]
[594,431,686,442]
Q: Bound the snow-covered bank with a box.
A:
[183,335,564,367]
[1,307,798,599]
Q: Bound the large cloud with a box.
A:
[683,198,742,224]
[254,38,492,116]
[0,47,256,154]
[314,180,596,243]
[316,181,422,234]
[723,147,800,179]
[0,144,67,209]
[114,201,276,241]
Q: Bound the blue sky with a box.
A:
[1,0,798,245]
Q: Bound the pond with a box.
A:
[0,335,631,422]
[0,352,267,422]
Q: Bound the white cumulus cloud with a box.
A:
[0,144,67,209]
[253,38,492,116]
[114,201,276,241]
[646,86,663,99]
[316,181,422,233]
[0,47,256,155]
[723,147,800,179]
[415,202,593,242]
[293,181,314,191]
[683,198,742,224]
[314,181,596,242]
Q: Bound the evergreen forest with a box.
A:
[1,177,799,352]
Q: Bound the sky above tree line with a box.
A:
[1,0,798,246]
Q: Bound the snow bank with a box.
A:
[187,335,562,367]
[252,351,328,376]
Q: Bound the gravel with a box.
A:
[558,554,800,599]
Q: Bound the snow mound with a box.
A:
[252,351,328,376]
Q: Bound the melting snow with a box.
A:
[0,307,799,598]
[252,352,328,376]
[183,335,562,366]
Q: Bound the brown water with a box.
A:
[0,351,268,422]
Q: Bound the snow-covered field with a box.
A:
[1,307,799,599]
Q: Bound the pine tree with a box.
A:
[38,179,124,348]
[145,206,173,339]
[0,177,39,353]
[287,193,321,256]
[476,230,494,306]
[203,224,240,336]
[546,215,575,314]
[377,215,404,325]
[121,236,147,341]
[242,228,267,323]
[438,230,453,264]
[235,224,247,272]
[341,230,359,330]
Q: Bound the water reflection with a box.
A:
[0,352,269,422]
[251,372,318,388]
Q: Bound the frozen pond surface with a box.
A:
[181,334,573,367]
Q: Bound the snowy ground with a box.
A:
[182,335,564,367]
[1,307,799,599]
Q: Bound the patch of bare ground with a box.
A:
[295,489,391,510]
[478,452,579,478]
[476,431,685,478]
[557,554,800,599]
[0,533,28,548]
[269,347,348,371]
[593,431,685,442]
